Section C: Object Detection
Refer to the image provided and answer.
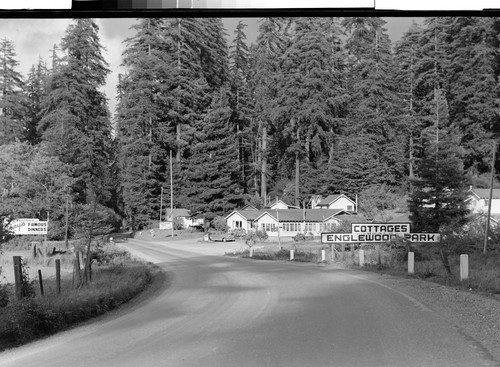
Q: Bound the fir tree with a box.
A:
[24,58,49,145]
[0,38,26,145]
[180,87,244,216]
[39,19,113,205]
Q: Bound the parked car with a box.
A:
[229,228,247,238]
[209,232,235,242]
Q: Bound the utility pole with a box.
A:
[170,150,174,239]
[159,186,163,226]
[483,140,496,254]
[276,208,281,248]
[64,186,69,248]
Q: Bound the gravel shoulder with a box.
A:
[365,272,500,363]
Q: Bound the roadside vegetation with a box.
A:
[0,239,155,352]
[227,220,500,297]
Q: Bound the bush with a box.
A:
[0,262,153,350]
[293,233,306,242]
[211,216,228,232]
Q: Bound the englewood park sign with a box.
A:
[321,222,440,244]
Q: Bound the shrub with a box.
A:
[293,233,306,242]
[211,216,228,232]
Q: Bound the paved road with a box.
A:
[0,238,497,367]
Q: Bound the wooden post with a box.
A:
[359,249,365,267]
[249,247,253,258]
[38,269,44,296]
[376,245,381,265]
[13,256,23,300]
[460,254,469,281]
[408,252,415,274]
[75,252,81,288]
[290,249,294,260]
[350,244,354,257]
[56,259,61,295]
[341,244,345,260]
[32,242,37,258]
[321,249,326,262]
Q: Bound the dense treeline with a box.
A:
[1,17,499,234]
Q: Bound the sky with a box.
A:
[0,17,417,117]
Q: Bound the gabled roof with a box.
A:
[266,199,292,209]
[240,204,257,210]
[254,209,352,223]
[317,194,355,206]
[166,208,191,218]
[469,188,500,199]
[225,210,266,221]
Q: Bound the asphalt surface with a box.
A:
[0,237,497,367]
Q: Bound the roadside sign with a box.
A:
[321,232,440,243]
[8,218,48,235]
[351,223,411,234]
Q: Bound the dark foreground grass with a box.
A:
[0,261,155,351]
[227,248,325,263]
[227,246,500,296]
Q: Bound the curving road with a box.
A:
[0,238,497,367]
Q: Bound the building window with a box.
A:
[233,221,242,228]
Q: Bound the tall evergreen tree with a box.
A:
[229,20,253,193]
[24,58,49,145]
[117,18,176,229]
[341,17,406,189]
[39,19,113,205]
[0,38,26,145]
[445,17,500,174]
[180,87,244,217]
[408,125,469,233]
[276,17,349,205]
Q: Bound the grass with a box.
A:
[0,243,155,352]
[226,241,500,296]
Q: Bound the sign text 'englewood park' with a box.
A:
[321,222,440,243]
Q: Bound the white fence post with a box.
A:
[321,249,326,262]
[249,247,253,258]
[460,254,469,281]
[290,249,294,260]
[359,249,365,267]
[408,252,415,274]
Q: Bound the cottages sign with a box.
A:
[321,222,440,244]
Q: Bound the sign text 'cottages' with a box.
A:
[321,222,440,243]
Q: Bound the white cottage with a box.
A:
[313,194,357,212]
[466,187,500,214]
[253,209,353,237]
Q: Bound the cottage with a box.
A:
[253,209,353,237]
[312,194,357,212]
[466,187,500,215]
[160,208,200,229]
[225,209,265,232]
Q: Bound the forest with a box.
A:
[1,17,499,237]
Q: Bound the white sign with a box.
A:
[8,218,48,235]
[321,233,440,243]
[351,223,411,234]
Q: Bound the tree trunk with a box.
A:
[261,124,267,202]
[295,128,300,207]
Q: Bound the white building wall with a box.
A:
[226,212,251,231]
[328,197,355,211]
[468,197,500,214]
[269,201,289,209]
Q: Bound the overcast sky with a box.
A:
[0,17,417,118]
